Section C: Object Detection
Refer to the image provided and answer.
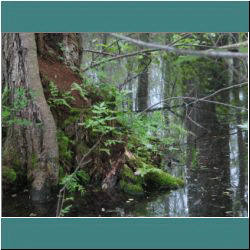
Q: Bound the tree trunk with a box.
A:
[231,44,246,202]
[2,33,59,202]
[137,33,150,112]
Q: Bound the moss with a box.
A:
[76,141,89,155]
[121,164,136,180]
[119,165,144,195]
[120,180,144,195]
[2,167,17,182]
[144,170,185,190]
[31,153,39,169]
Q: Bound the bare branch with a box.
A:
[111,33,248,59]
[138,95,247,117]
[81,49,115,57]
[81,48,161,72]
[208,41,248,51]
[200,82,248,101]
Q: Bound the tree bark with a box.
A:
[137,33,150,112]
[2,33,59,202]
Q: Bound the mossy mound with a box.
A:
[2,166,17,183]
[144,170,184,191]
[119,165,144,195]
[120,180,144,195]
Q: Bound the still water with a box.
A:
[2,162,248,217]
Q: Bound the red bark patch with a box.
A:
[38,57,89,108]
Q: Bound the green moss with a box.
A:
[121,164,136,180]
[120,180,144,195]
[119,165,144,195]
[2,167,17,182]
[144,170,184,190]
[31,152,39,169]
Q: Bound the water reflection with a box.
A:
[2,143,248,217]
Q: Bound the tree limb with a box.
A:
[111,33,248,58]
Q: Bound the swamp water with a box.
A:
[2,161,248,217]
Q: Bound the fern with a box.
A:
[48,81,73,108]
[71,82,88,100]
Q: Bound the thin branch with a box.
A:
[174,41,248,50]
[138,95,247,117]
[119,56,152,90]
[81,49,161,72]
[200,82,248,101]
[169,33,192,46]
[110,33,248,58]
[208,41,248,51]
[186,114,211,132]
[81,49,115,57]
[134,104,184,118]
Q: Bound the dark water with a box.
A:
[2,127,248,217]
[2,163,248,217]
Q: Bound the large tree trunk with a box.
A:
[2,33,59,202]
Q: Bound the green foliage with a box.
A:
[57,130,73,161]
[47,81,75,108]
[60,173,86,196]
[83,102,116,134]
[2,167,17,182]
[76,170,90,185]
[2,86,32,127]
[59,204,72,217]
[71,82,88,100]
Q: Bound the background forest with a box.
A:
[1,32,248,217]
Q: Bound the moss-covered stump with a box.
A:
[119,164,144,196]
[144,170,185,191]
[120,152,185,195]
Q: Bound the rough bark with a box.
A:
[2,33,59,202]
